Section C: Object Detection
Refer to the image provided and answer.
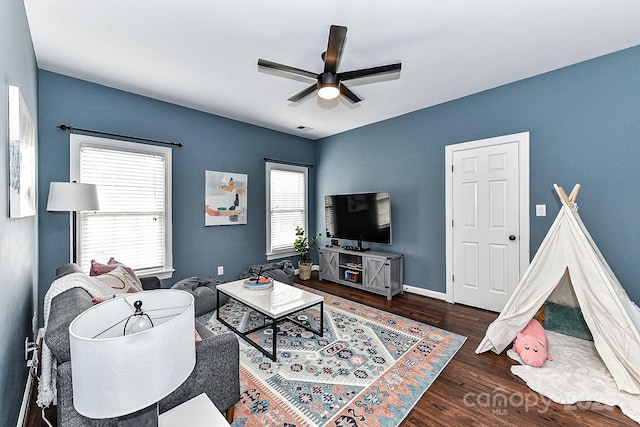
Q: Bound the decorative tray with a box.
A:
[243,277,274,290]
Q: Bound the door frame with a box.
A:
[444,132,530,304]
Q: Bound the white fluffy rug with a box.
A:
[507,331,640,424]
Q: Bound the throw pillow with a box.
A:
[543,301,593,341]
[90,258,142,289]
[94,266,143,293]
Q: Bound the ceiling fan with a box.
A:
[258,25,402,104]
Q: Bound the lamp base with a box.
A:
[117,403,158,427]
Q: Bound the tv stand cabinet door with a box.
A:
[319,249,339,282]
[362,256,389,293]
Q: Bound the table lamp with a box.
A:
[69,290,195,426]
[46,181,100,263]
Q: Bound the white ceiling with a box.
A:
[24,0,640,140]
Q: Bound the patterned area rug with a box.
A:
[200,286,466,427]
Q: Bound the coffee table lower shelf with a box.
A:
[216,283,324,361]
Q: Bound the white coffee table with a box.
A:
[216,279,324,361]
[159,393,230,427]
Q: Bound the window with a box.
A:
[71,134,173,278]
[266,162,308,259]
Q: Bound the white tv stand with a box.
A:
[318,246,404,300]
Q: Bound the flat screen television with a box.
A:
[324,192,391,249]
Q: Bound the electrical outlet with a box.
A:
[25,337,39,369]
[217,266,224,275]
[536,204,547,217]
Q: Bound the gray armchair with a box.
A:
[44,264,240,426]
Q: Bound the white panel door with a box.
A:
[451,140,521,312]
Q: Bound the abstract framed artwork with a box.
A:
[8,85,36,218]
[205,170,247,226]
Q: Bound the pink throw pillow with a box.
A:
[90,258,142,289]
[94,266,143,293]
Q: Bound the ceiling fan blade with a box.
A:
[338,63,402,81]
[287,83,317,102]
[339,83,362,104]
[323,25,347,74]
[258,59,317,80]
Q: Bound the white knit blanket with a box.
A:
[37,273,116,408]
[508,331,640,424]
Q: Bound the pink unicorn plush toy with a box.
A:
[513,319,553,367]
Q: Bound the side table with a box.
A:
[159,393,231,427]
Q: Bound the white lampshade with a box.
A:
[69,290,196,419]
[47,182,100,212]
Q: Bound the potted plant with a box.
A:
[293,226,321,280]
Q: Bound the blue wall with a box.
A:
[0,0,39,425]
[38,71,317,320]
[317,45,640,304]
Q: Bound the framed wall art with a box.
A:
[205,170,247,226]
[8,85,36,218]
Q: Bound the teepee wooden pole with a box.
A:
[553,183,581,208]
[553,184,571,207]
[568,184,581,203]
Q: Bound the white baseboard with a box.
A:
[403,284,448,301]
[17,328,43,427]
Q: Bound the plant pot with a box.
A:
[298,262,312,280]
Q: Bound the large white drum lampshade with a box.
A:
[69,289,195,419]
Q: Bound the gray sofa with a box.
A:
[44,264,240,426]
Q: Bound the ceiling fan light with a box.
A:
[318,84,340,100]
[317,72,340,100]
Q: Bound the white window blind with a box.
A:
[71,134,172,276]
[266,162,308,258]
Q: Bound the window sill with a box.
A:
[138,268,174,281]
[266,251,297,261]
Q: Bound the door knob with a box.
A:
[509,235,517,241]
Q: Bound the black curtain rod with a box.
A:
[264,157,313,168]
[57,124,184,148]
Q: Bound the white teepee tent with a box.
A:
[476,184,640,395]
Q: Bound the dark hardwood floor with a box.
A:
[26,272,635,426]
[298,274,634,427]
